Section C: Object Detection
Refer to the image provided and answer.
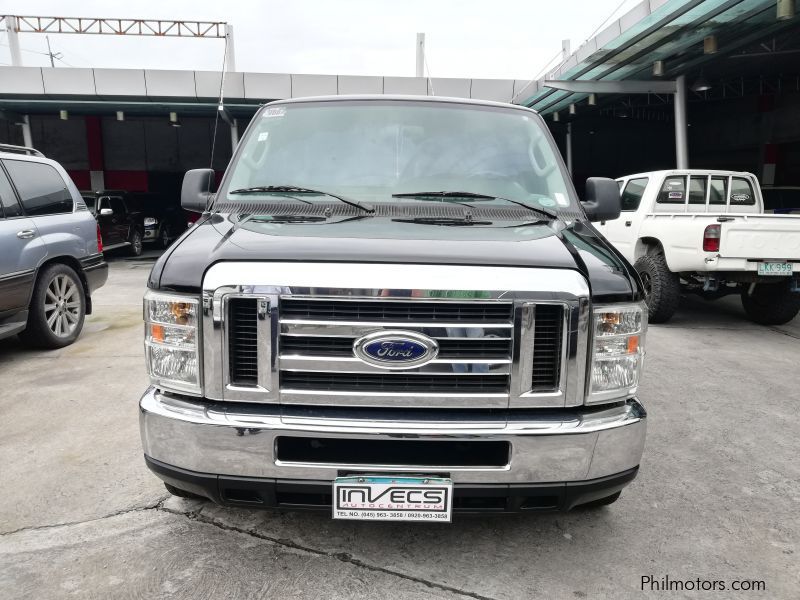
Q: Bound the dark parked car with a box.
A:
[130,194,187,249]
[1,144,107,348]
[82,190,144,256]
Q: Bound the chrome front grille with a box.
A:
[202,262,591,409]
[278,298,514,407]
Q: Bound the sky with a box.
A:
[1,0,639,80]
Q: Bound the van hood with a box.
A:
[149,212,640,302]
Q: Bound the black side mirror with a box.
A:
[581,177,621,222]
[181,169,215,213]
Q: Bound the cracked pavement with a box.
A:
[1,255,798,599]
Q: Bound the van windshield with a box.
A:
[219,100,578,217]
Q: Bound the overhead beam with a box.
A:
[543,80,678,94]
[1,15,226,38]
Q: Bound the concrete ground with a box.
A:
[1,254,798,599]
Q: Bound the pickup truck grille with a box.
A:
[225,296,568,406]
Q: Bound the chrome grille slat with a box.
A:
[281,298,513,323]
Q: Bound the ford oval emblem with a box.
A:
[353,330,439,370]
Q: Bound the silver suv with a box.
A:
[0,144,108,348]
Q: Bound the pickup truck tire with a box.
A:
[634,254,680,323]
[19,263,86,349]
[159,227,171,249]
[164,482,206,500]
[741,280,800,325]
[128,229,143,257]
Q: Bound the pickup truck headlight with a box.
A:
[143,217,158,227]
[143,290,201,395]
[587,302,646,404]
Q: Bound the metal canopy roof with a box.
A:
[521,0,799,115]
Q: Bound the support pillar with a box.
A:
[566,122,573,175]
[224,24,236,72]
[416,33,425,77]
[20,115,33,148]
[674,74,689,168]
[6,16,22,66]
[230,118,239,149]
[85,116,105,191]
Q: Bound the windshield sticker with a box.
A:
[263,106,286,118]
[732,193,750,202]
[257,131,270,142]
[537,197,556,208]
[553,193,569,207]
[668,191,683,200]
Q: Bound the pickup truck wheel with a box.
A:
[634,254,680,323]
[741,280,800,325]
[159,227,171,249]
[164,483,205,500]
[128,229,143,256]
[19,263,86,349]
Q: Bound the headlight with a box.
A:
[587,302,646,404]
[143,217,158,226]
[143,290,201,395]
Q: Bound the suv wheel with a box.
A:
[741,280,800,325]
[19,263,86,348]
[159,227,171,249]
[634,254,680,323]
[129,229,143,256]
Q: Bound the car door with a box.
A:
[96,196,122,246]
[0,163,47,315]
[109,196,131,243]
[598,176,649,262]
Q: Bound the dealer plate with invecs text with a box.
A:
[333,476,453,522]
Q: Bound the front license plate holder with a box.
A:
[332,476,453,522]
[757,262,793,276]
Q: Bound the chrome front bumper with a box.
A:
[140,388,646,484]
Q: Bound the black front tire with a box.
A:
[159,227,171,249]
[19,263,86,349]
[128,229,143,256]
[164,483,205,500]
[634,254,680,323]
[741,280,800,325]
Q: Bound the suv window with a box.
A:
[3,160,73,216]
[657,177,686,204]
[0,166,22,218]
[688,176,707,205]
[621,178,648,211]
[730,178,755,206]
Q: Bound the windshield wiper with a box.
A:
[392,191,556,219]
[229,185,374,213]
[392,216,492,226]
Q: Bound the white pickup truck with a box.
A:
[597,170,800,324]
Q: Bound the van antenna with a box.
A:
[208,29,230,207]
